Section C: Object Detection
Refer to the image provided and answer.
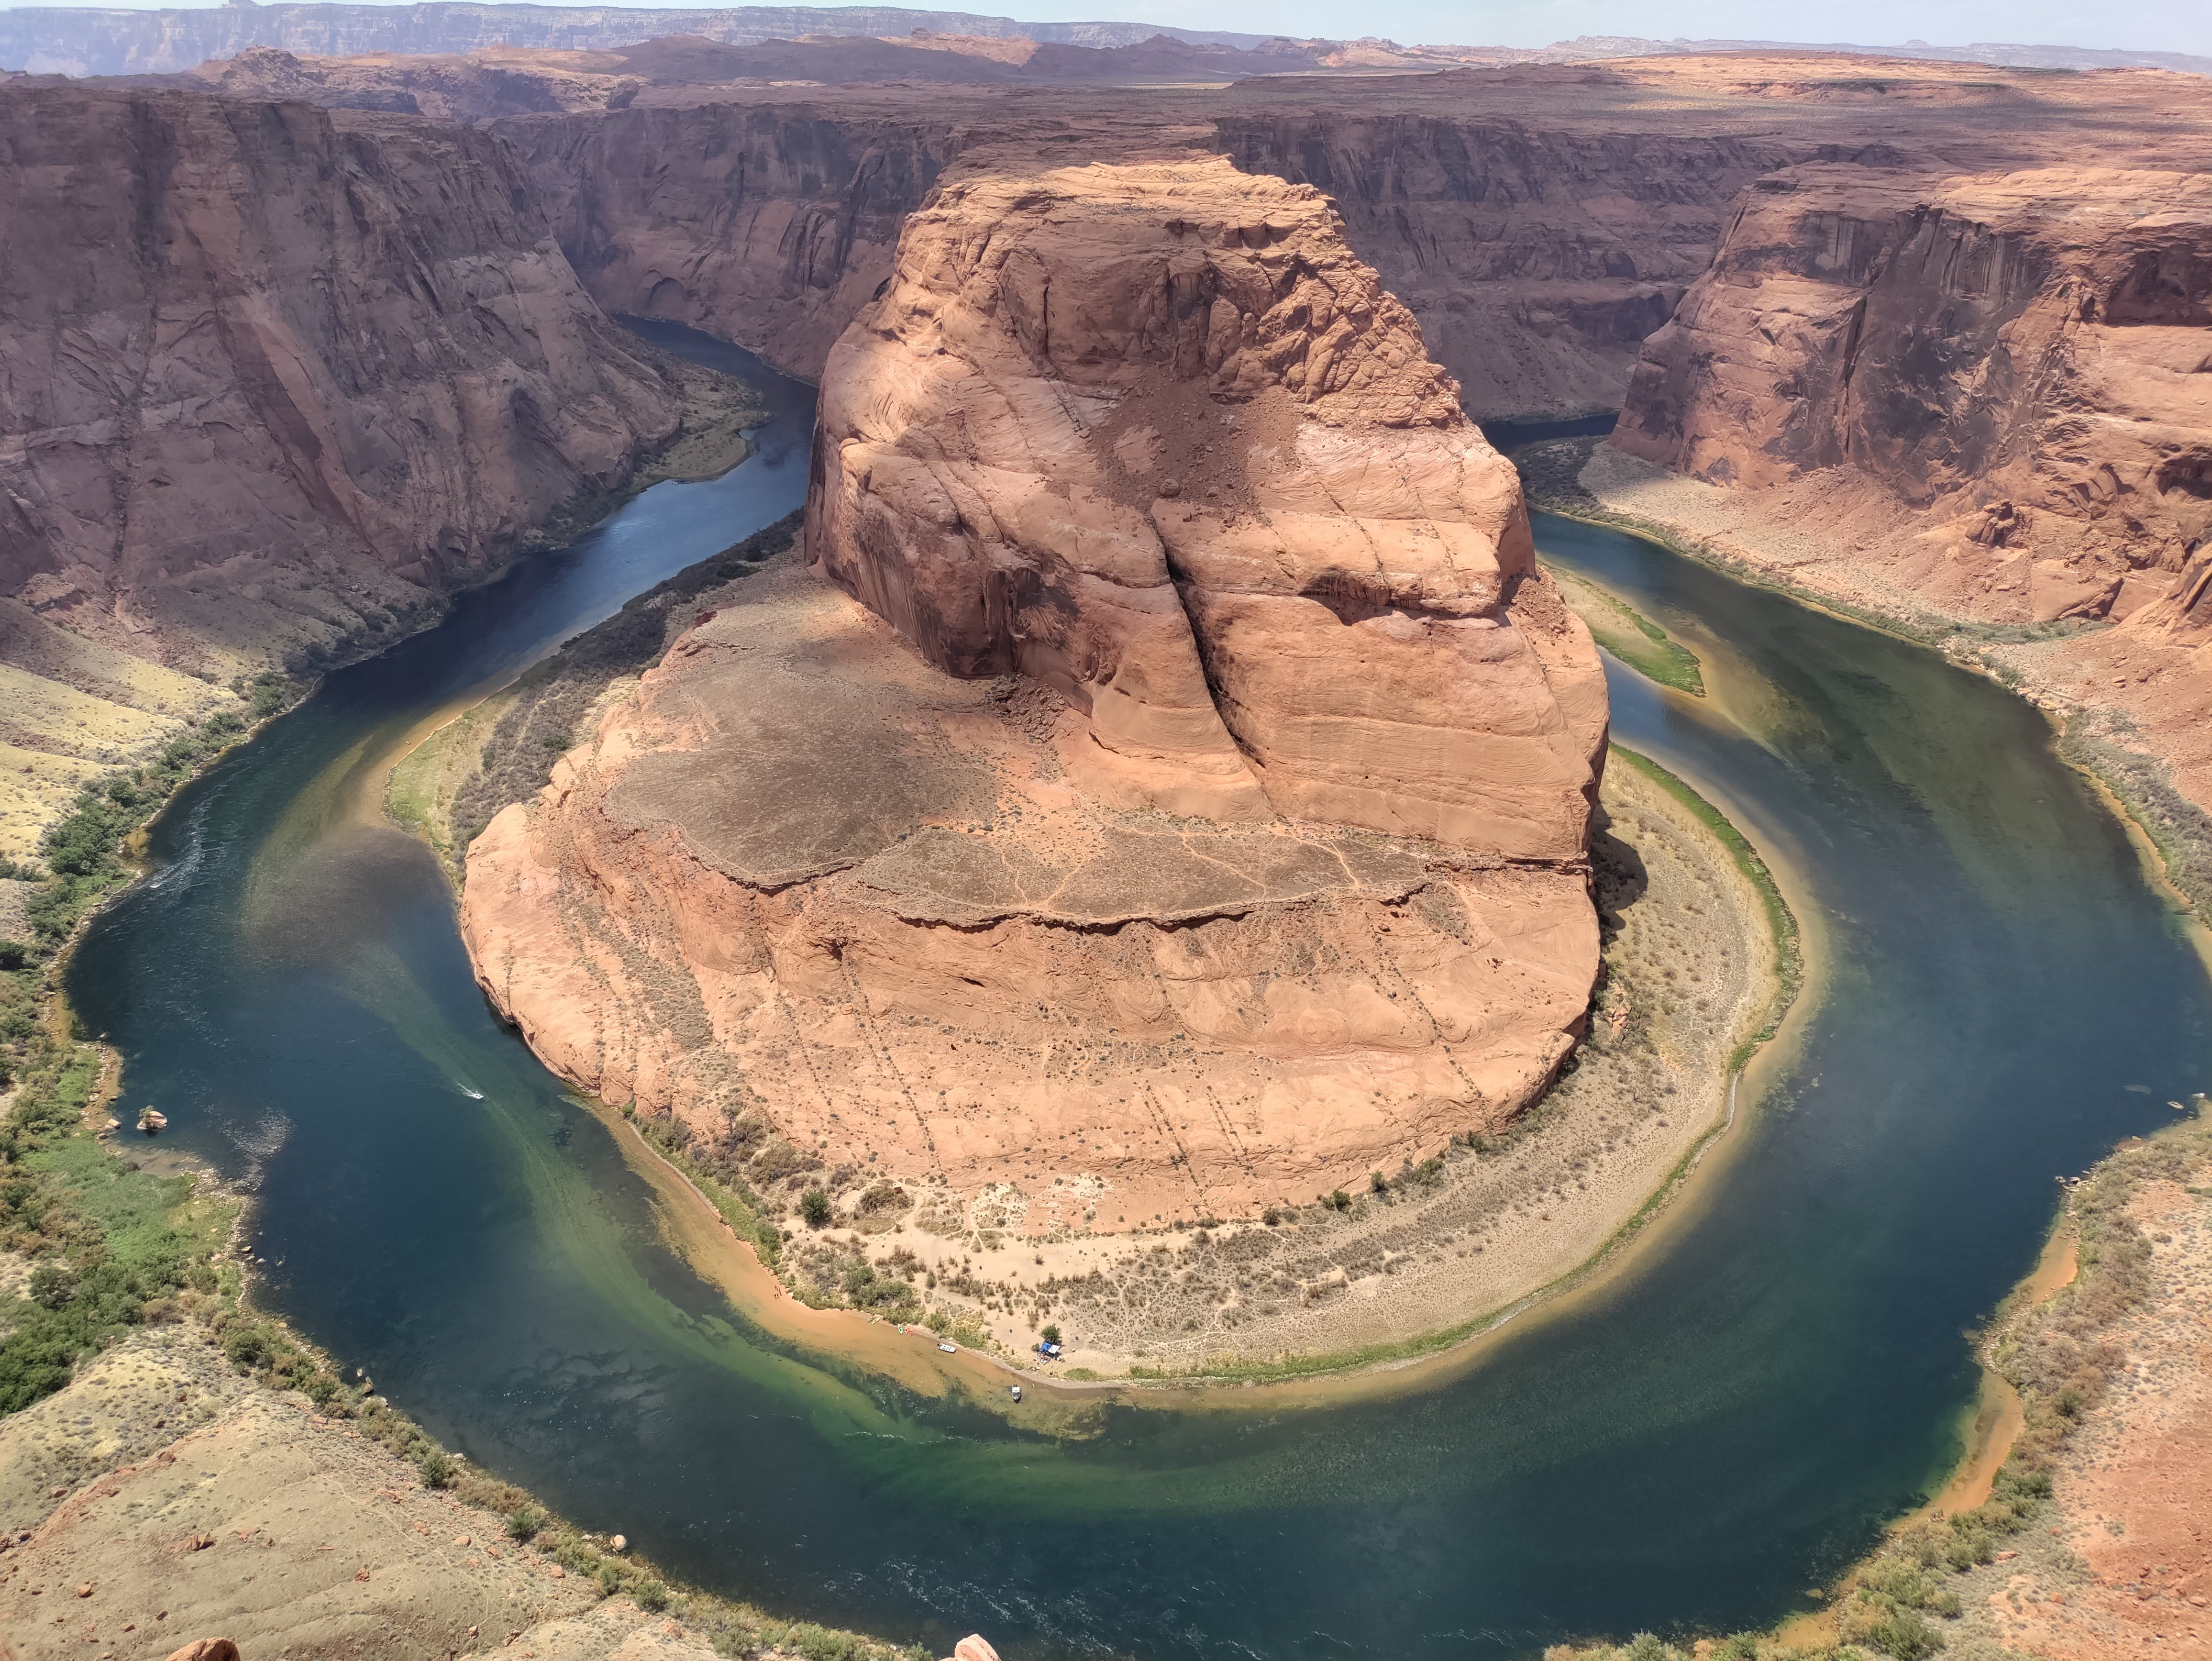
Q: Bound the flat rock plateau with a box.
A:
[460,151,1614,1258]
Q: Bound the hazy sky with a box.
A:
[19,0,2211,58]
[1039,0,2209,54]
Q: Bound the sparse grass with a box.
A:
[1548,563,1707,695]
[435,511,801,856]
[1544,1107,2209,1661]
[1605,746,1803,1069]
[2058,716,2212,916]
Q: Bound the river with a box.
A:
[65,326,2212,1661]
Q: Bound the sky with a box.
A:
[14,0,2210,59]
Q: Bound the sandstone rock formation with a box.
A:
[0,82,699,852]
[461,155,1607,1229]
[1615,164,2212,628]
[1,85,687,647]
[807,152,1608,855]
[499,58,2210,429]
[494,73,1791,419]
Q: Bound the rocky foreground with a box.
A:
[460,152,1609,1236]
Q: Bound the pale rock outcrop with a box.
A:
[807,151,1609,857]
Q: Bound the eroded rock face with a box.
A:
[462,154,1606,1229]
[807,152,1608,857]
[1615,165,2212,628]
[0,84,687,664]
[505,99,957,376]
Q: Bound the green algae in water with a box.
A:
[1547,559,1707,695]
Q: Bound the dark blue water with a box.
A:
[64,338,2212,1661]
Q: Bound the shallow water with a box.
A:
[66,343,2212,1660]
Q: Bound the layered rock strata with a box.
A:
[462,155,1608,1227]
[807,152,1608,854]
[1615,164,2212,630]
[0,83,695,851]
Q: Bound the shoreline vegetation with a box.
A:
[10,402,2192,1654]
[0,335,763,875]
[1547,562,1708,696]
[0,393,916,1660]
[1547,1101,2212,1661]
[0,752,899,1661]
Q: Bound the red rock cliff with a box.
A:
[1615,164,2212,626]
[0,84,688,667]
[806,151,1608,857]
[460,152,1607,1233]
[493,75,1796,419]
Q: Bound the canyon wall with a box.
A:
[497,84,1791,420]
[1614,164,2212,627]
[0,83,692,854]
[1208,111,1792,419]
[461,153,1607,1232]
[500,99,955,377]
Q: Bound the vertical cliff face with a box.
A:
[1,85,688,638]
[497,86,1792,421]
[500,100,954,376]
[807,150,1608,856]
[1614,165,2212,625]
[1208,110,1792,420]
[0,83,692,852]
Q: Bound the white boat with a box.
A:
[1009,1385,1022,1402]
[937,1341,958,1354]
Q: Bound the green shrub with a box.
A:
[1369,1170,1389,1195]
[799,1187,831,1228]
[223,1323,274,1369]
[418,1449,456,1489]
[1329,1189,1351,1211]
[28,1262,77,1310]
[794,1623,857,1661]
[507,1505,545,1542]
[635,1580,670,1613]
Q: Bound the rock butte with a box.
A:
[460,153,1609,1226]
